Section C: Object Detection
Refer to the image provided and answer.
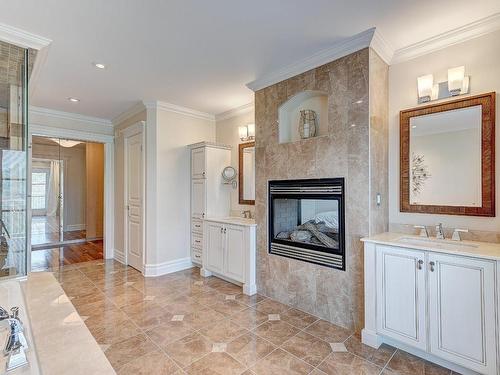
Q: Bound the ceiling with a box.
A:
[0,0,499,120]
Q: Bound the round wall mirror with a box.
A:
[222,166,237,182]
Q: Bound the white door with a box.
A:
[224,224,245,282]
[191,179,206,219]
[428,253,497,374]
[205,222,224,274]
[191,148,206,179]
[376,246,427,350]
[125,132,144,271]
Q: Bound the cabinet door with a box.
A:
[376,246,427,350]
[224,224,245,282]
[191,148,206,179]
[428,253,497,374]
[205,222,224,274]
[191,179,206,219]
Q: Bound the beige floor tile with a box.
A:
[344,333,396,367]
[184,352,246,375]
[226,332,276,367]
[145,320,195,347]
[385,350,452,375]
[231,307,269,329]
[211,300,249,316]
[183,306,227,330]
[89,317,142,345]
[105,288,146,308]
[281,331,332,366]
[253,299,290,315]
[117,350,180,374]
[104,333,157,370]
[199,319,248,343]
[190,290,225,306]
[250,348,313,375]
[252,320,300,346]
[280,308,318,329]
[317,352,382,375]
[163,295,206,315]
[164,332,213,367]
[304,319,352,343]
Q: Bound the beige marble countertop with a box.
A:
[21,272,115,375]
[361,232,500,261]
[205,216,257,227]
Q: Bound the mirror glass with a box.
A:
[239,143,255,204]
[409,105,482,206]
[222,166,236,181]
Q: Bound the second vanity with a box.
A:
[362,233,500,375]
[201,217,257,295]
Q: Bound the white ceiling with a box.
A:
[1,0,499,120]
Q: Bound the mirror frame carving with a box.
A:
[239,141,255,205]
[400,92,496,217]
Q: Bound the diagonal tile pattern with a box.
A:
[51,260,459,374]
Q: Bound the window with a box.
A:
[31,170,48,210]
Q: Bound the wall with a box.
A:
[86,142,104,238]
[255,48,388,331]
[389,29,500,238]
[215,109,255,215]
[31,141,86,230]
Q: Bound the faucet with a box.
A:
[414,225,429,238]
[0,306,28,371]
[242,210,252,219]
[435,223,445,239]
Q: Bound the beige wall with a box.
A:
[389,29,500,235]
[215,109,255,215]
[86,142,104,238]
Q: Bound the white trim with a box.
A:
[215,103,254,122]
[28,45,50,99]
[391,12,500,64]
[29,123,114,144]
[112,102,146,127]
[370,29,394,65]
[65,224,86,231]
[114,249,126,265]
[0,22,51,50]
[143,257,193,277]
[143,100,215,122]
[246,28,375,91]
[30,106,113,128]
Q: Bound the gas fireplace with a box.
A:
[268,178,345,270]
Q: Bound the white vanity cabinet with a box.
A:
[363,234,500,375]
[202,218,256,295]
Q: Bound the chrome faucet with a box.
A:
[0,306,28,371]
[435,223,445,239]
[242,210,252,219]
[414,225,429,238]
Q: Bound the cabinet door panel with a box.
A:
[429,253,496,374]
[205,222,224,274]
[191,180,206,219]
[191,148,206,179]
[376,246,426,350]
[224,224,245,282]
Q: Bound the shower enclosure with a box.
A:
[0,40,30,278]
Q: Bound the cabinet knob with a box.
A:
[202,171,206,177]
[429,261,435,272]
[417,259,423,270]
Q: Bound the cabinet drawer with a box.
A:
[191,233,203,249]
[192,248,202,263]
[191,219,203,233]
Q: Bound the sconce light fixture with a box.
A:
[416,66,469,104]
[239,123,255,142]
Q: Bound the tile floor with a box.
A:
[53,260,461,375]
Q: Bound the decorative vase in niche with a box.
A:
[299,109,317,139]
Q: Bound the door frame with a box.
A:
[28,124,115,266]
[122,122,145,271]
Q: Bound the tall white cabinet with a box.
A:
[188,142,231,265]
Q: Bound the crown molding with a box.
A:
[0,22,51,50]
[246,28,375,92]
[29,106,113,128]
[392,12,500,64]
[143,100,215,122]
[112,102,146,126]
[370,28,394,64]
[215,102,254,122]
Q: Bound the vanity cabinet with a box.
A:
[203,218,256,295]
[363,236,499,375]
[188,142,231,265]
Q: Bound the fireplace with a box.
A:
[268,178,345,270]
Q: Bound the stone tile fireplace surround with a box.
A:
[254,48,389,331]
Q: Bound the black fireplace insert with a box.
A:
[268,178,345,270]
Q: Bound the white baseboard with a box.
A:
[144,257,193,277]
[65,224,86,231]
[114,249,125,265]
[243,283,257,296]
[361,329,383,349]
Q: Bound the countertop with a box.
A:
[361,232,500,261]
[21,272,115,375]
[204,216,257,227]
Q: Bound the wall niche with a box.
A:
[278,90,328,144]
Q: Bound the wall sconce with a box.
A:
[416,66,470,104]
[239,123,255,142]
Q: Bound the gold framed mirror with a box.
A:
[239,142,255,205]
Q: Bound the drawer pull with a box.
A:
[194,224,201,228]
[417,259,423,270]
[429,261,435,272]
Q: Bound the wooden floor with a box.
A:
[31,240,103,272]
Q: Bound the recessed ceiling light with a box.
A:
[350,123,356,127]
[93,62,106,69]
[68,97,80,102]
[355,100,363,104]
[412,125,417,129]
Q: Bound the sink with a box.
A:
[396,236,478,251]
